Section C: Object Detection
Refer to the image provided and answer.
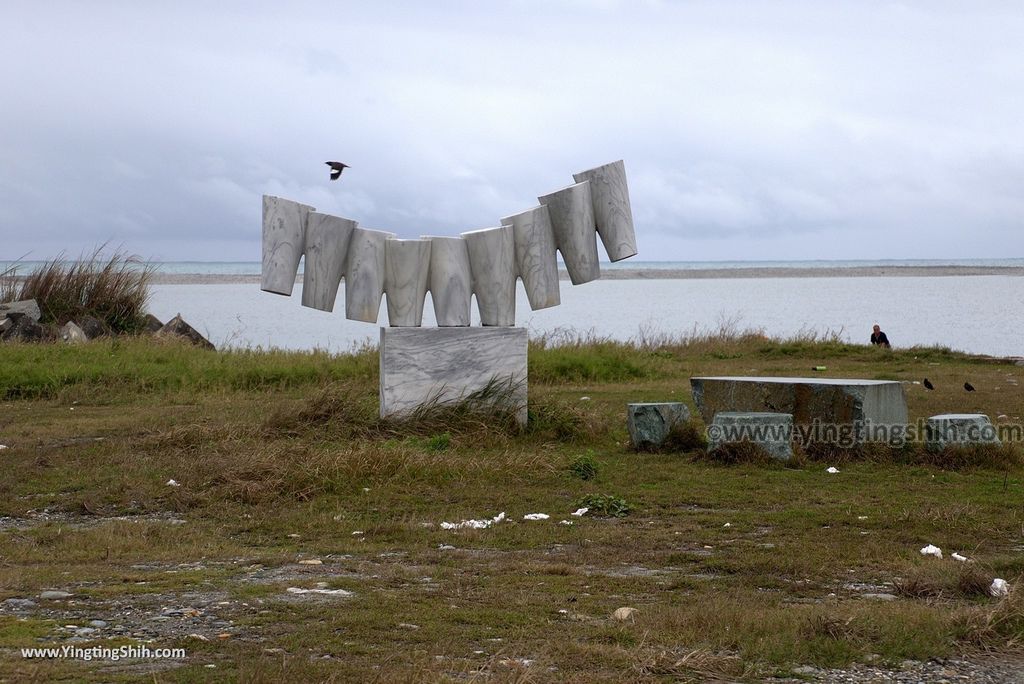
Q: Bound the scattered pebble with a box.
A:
[990,578,1009,597]
[287,533,300,538]
[298,559,322,565]
[89,619,107,628]
[826,467,840,474]
[397,623,420,630]
[166,479,180,487]
[612,606,638,621]
[523,513,550,521]
[188,633,210,641]
[920,544,943,559]
[571,508,589,517]
[39,590,73,600]
[3,598,36,609]
[437,544,456,550]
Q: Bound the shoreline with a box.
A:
[148,264,1024,285]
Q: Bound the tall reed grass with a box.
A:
[1,248,154,333]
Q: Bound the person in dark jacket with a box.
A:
[870,324,891,348]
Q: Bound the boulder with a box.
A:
[0,313,44,343]
[78,316,106,339]
[142,313,164,333]
[708,412,795,460]
[59,321,88,344]
[627,402,690,450]
[0,299,41,323]
[158,314,215,350]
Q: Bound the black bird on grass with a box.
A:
[325,161,349,181]
[923,378,934,390]
[964,382,976,392]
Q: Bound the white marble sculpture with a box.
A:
[384,238,432,327]
[261,195,314,296]
[573,160,638,262]
[302,212,356,312]
[344,227,395,323]
[501,205,560,311]
[259,160,637,326]
[461,225,516,326]
[424,236,472,326]
[537,181,600,285]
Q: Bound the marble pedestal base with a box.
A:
[379,327,528,425]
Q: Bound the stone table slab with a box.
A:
[690,376,908,444]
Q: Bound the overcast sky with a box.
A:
[2,1,1021,262]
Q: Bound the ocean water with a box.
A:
[5,258,1024,275]
[148,275,1024,357]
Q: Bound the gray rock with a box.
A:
[143,313,164,333]
[0,313,45,342]
[79,315,106,339]
[0,299,41,322]
[157,314,215,350]
[708,412,794,460]
[39,590,73,599]
[2,598,37,609]
[861,593,898,601]
[59,321,88,343]
[88,619,108,628]
[627,402,690,450]
[926,414,1000,450]
[74,627,96,637]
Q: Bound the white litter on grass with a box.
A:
[559,520,573,526]
[0,445,8,450]
[571,508,589,517]
[857,516,868,521]
[166,479,180,487]
[920,544,943,559]
[441,512,506,530]
[579,396,591,401]
[523,513,550,521]
[286,587,353,597]
[826,467,840,474]
[351,531,364,536]
[723,522,731,527]
[952,552,969,562]
[990,578,1009,597]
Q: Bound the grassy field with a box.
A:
[0,333,1022,682]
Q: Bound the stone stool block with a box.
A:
[708,412,794,460]
[627,402,690,450]
[926,414,1000,450]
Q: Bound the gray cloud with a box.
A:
[1,1,1022,261]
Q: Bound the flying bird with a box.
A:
[325,161,349,181]
[923,378,934,390]
[964,382,976,392]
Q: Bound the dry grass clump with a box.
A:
[894,564,998,600]
[2,247,154,333]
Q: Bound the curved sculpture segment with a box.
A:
[345,227,395,323]
[501,205,560,311]
[384,238,431,327]
[424,236,472,326]
[260,160,637,326]
[572,160,637,262]
[302,212,356,312]
[461,225,517,327]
